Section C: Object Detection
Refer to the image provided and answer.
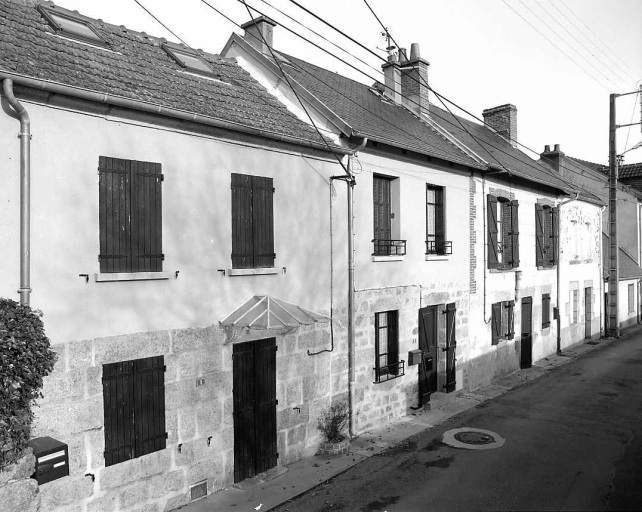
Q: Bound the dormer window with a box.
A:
[162,42,213,74]
[38,5,107,47]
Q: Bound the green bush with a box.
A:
[0,298,57,470]
[317,402,349,443]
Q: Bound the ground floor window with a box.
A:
[542,293,551,328]
[628,284,635,313]
[374,311,404,382]
[491,301,514,345]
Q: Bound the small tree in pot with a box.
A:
[317,402,349,456]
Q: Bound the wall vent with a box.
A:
[190,481,208,502]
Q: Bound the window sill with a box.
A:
[489,267,516,274]
[372,255,405,262]
[94,271,174,282]
[425,254,450,261]
[537,264,556,270]
[227,267,279,276]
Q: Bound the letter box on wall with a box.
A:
[28,436,69,485]
[408,349,423,366]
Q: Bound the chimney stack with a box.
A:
[241,16,277,55]
[540,143,565,173]
[381,52,402,104]
[400,42,429,116]
[482,104,518,148]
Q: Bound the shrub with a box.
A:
[0,298,57,470]
[317,402,349,443]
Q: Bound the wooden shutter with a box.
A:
[233,342,256,482]
[253,338,278,474]
[551,207,559,265]
[387,311,399,375]
[487,195,498,269]
[435,187,445,251]
[231,174,254,269]
[102,360,135,466]
[99,156,131,273]
[253,176,275,268]
[491,302,501,345]
[133,356,166,457]
[131,161,163,272]
[535,204,545,266]
[373,176,392,255]
[510,200,519,268]
[542,294,550,328]
[506,300,515,339]
[445,302,456,347]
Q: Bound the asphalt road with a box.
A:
[274,332,642,512]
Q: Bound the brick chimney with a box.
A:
[241,16,276,55]
[482,104,518,148]
[540,143,565,173]
[400,43,429,116]
[381,53,402,104]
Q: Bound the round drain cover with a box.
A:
[454,431,495,445]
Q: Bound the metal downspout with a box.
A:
[556,193,579,353]
[3,79,31,306]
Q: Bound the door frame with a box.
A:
[418,305,438,406]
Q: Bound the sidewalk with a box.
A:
[179,332,627,512]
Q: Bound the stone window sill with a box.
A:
[372,255,405,262]
[94,271,174,282]
[425,255,449,261]
[227,267,279,276]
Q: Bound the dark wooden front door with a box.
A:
[520,297,533,369]
[585,287,592,339]
[418,306,438,405]
[233,338,277,483]
[444,303,457,393]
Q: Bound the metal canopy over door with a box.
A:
[233,338,278,483]
[520,297,533,369]
[585,287,592,339]
[418,306,438,405]
[443,303,457,393]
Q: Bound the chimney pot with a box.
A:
[410,43,421,60]
[398,48,408,64]
[554,143,560,152]
[544,145,550,152]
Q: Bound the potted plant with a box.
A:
[317,402,350,456]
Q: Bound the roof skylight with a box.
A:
[38,5,107,47]
[162,43,214,74]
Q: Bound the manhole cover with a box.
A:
[454,431,495,445]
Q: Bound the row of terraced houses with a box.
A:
[2,1,641,511]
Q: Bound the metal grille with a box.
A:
[372,239,406,256]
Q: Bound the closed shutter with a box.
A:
[99,156,131,273]
[254,338,278,474]
[535,204,545,266]
[388,311,399,375]
[231,173,254,269]
[373,176,392,255]
[491,302,501,345]
[435,187,445,251]
[487,195,498,268]
[102,360,135,466]
[445,302,457,347]
[134,356,166,457]
[506,300,515,339]
[542,294,550,328]
[551,207,559,265]
[233,342,256,482]
[510,200,519,268]
[131,161,163,272]
[253,176,275,268]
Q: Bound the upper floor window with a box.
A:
[535,204,558,267]
[491,300,515,344]
[38,5,108,47]
[487,195,519,269]
[98,157,164,273]
[426,185,451,255]
[374,310,404,382]
[231,173,275,269]
[373,175,405,256]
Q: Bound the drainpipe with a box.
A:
[556,193,579,353]
[3,79,31,306]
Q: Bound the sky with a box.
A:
[53,0,642,165]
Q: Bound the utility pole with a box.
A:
[607,86,642,338]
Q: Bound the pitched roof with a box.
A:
[619,162,642,179]
[603,234,642,280]
[0,0,335,150]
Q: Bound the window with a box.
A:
[426,185,450,255]
[491,300,515,345]
[102,356,166,466]
[38,5,107,46]
[487,195,519,269]
[572,289,579,323]
[535,204,558,267]
[373,175,405,256]
[231,173,275,269]
[628,284,635,313]
[162,42,214,75]
[542,293,551,328]
[374,311,404,382]
[99,157,164,273]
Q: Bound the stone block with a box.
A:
[285,381,302,405]
[32,397,103,437]
[163,493,188,512]
[0,478,39,512]
[186,458,221,486]
[67,339,93,371]
[177,352,200,379]
[118,480,149,509]
[178,407,196,441]
[139,449,171,480]
[86,366,103,398]
[195,401,222,436]
[85,493,117,512]
[93,330,171,366]
[38,474,94,510]
[40,369,84,403]
[172,325,220,353]
[173,439,208,468]
[149,470,185,499]
[287,424,307,447]
[131,504,160,512]
[100,458,143,490]
[199,347,223,374]
[302,375,317,400]
[65,432,88,474]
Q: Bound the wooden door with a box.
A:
[444,303,457,393]
[418,306,438,405]
[520,297,532,369]
[585,287,592,339]
[233,338,277,483]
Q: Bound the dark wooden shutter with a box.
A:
[506,300,515,339]
[233,342,256,482]
[253,176,275,268]
[132,161,163,272]
[542,294,550,328]
[231,173,254,269]
[435,187,445,251]
[253,338,278,474]
[491,302,501,345]
[388,311,399,375]
[510,200,519,268]
[134,356,166,457]
[373,176,392,255]
[551,207,559,265]
[535,204,545,266]
[487,195,498,268]
[102,360,135,466]
[99,156,131,273]
[444,302,457,392]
